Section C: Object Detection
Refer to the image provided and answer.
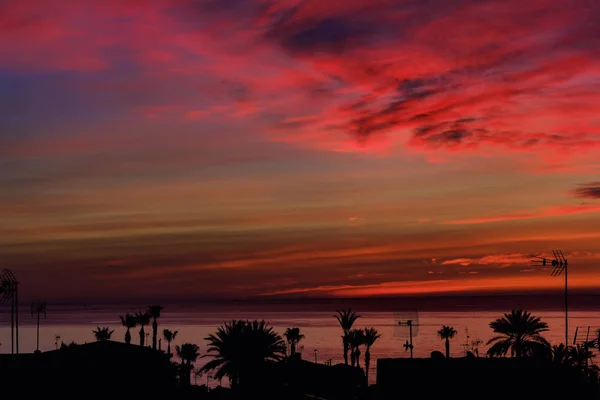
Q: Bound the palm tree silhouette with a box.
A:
[568,344,596,371]
[334,309,360,365]
[119,313,137,345]
[363,327,381,384]
[437,325,457,359]
[61,341,78,349]
[200,320,286,390]
[552,343,599,383]
[176,342,200,387]
[348,328,365,368]
[93,326,114,341]
[284,327,305,357]
[147,305,164,351]
[487,309,550,358]
[163,328,178,356]
[135,312,151,347]
[552,343,569,364]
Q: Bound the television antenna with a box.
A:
[31,300,47,352]
[0,269,19,354]
[394,310,420,359]
[531,250,569,345]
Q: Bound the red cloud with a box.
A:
[2,0,600,166]
[445,204,600,225]
[441,254,532,267]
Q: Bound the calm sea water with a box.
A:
[1,302,599,385]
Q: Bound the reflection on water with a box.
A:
[1,303,599,385]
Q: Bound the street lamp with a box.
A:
[314,349,318,363]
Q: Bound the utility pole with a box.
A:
[31,301,47,352]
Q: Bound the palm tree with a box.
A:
[596,328,600,353]
[176,342,200,387]
[93,326,114,341]
[437,325,457,359]
[284,327,305,356]
[200,319,286,390]
[363,327,381,384]
[348,329,365,367]
[334,309,360,365]
[487,309,550,358]
[148,305,164,351]
[136,311,151,346]
[569,344,596,371]
[163,329,178,356]
[119,313,137,345]
[552,343,569,365]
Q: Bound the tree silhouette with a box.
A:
[163,328,178,356]
[551,343,599,385]
[119,313,137,344]
[437,325,457,359]
[348,329,365,368]
[334,309,360,365]
[284,327,305,356]
[200,320,285,390]
[363,327,381,384]
[487,309,550,358]
[148,305,164,351]
[93,326,114,341]
[176,343,200,387]
[136,312,151,347]
[568,344,596,372]
[552,343,569,365]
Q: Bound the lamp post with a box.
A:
[314,349,318,364]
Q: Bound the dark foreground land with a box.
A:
[0,341,598,399]
[375,357,600,399]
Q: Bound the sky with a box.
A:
[1,0,600,302]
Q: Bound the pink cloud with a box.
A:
[1,0,599,180]
[441,253,532,267]
[445,204,600,225]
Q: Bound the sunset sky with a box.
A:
[1,0,600,302]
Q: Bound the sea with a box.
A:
[1,296,599,386]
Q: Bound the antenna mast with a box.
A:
[0,269,19,354]
[531,250,569,345]
[394,310,420,359]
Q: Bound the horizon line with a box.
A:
[23,288,600,306]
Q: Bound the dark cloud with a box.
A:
[572,183,600,199]
[267,17,377,56]
[412,120,479,147]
